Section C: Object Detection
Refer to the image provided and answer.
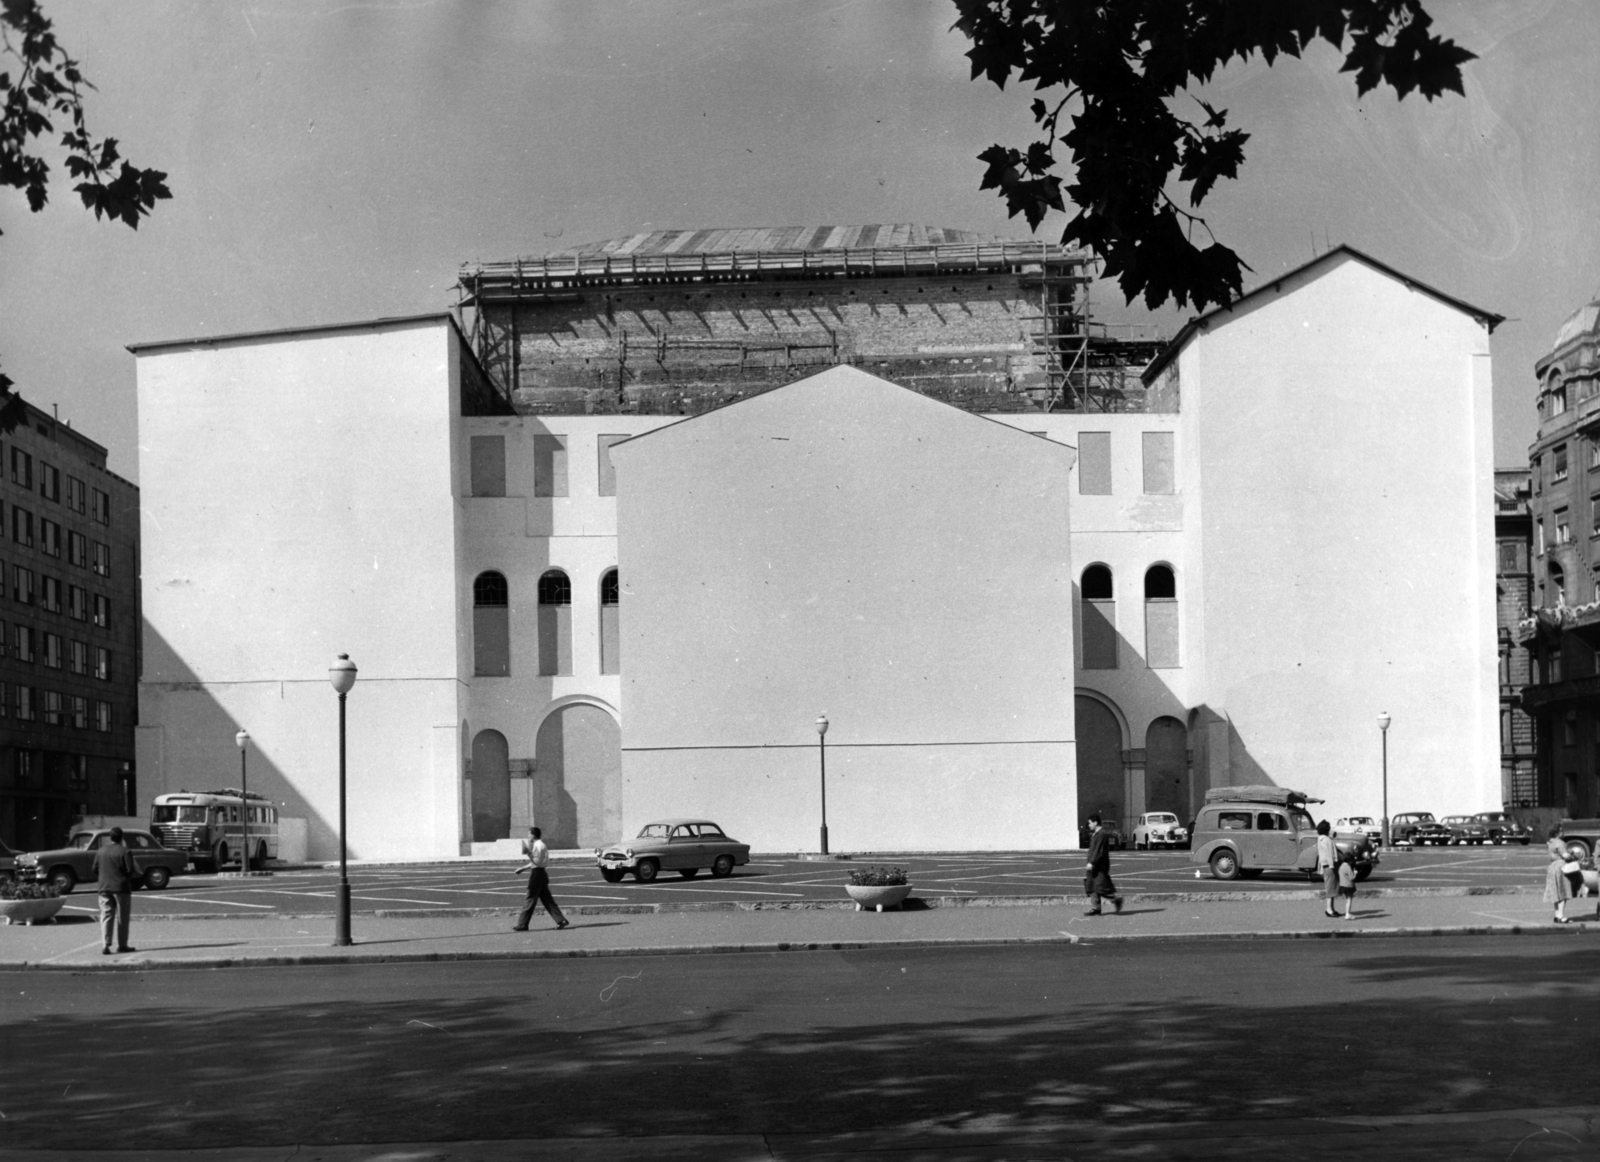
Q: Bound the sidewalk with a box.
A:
[3,886,1595,970]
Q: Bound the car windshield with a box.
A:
[1348,818,1373,826]
[636,825,670,839]
[151,805,207,824]
[1147,814,1177,824]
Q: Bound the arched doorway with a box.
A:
[1075,695,1124,833]
[470,729,510,841]
[534,704,621,848]
[1144,716,1190,818]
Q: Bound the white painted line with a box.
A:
[144,895,277,909]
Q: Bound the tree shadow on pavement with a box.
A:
[3,942,1597,1151]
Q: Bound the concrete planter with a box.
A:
[0,897,66,926]
[845,883,912,912]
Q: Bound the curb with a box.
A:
[49,882,1541,923]
[6,919,1596,972]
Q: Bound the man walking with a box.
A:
[93,826,138,954]
[512,826,569,931]
[1083,812,1124,916]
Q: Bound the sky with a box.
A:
[0,0,1596,480]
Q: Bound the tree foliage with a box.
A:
[952,1,1475,312]
[0,0,170,430]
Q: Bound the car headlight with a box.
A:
[624,848,634,859]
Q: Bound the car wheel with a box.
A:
[250,843,269,870]
[599,868,625,884]
[711,855,735,878]
[1565,840,1592,862]
[1520,837,1531,846]
[48,867,76,894]
[678,868,699,879]
[634,858,660,883]
[214,843,231,869]
[1209,849,1241,881]
[144,866,171,890]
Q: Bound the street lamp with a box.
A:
[235,729,250,873]
[329,653,358,946]
[1378,711,1392,848]
[815,713,829,855]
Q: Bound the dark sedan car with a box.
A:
[596,820,752,883]
[1474,812,1531,845]
[14,829,188,893]
[1391,812,1452,846]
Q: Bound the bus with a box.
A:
[149,789,279,872]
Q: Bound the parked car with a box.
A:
[1558,818,1600,861]
[1334,817,1384,844]
[1190,786,1378,881]
[1440,815,1488,845]
[1133,812,1188,849]
[595,820,751,883]
[13,829,189,893]
[1391,812,1451,846]
[1079,819,1126,850]
[1473,812,1531,845]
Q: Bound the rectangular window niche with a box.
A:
[1082,599,1118,669]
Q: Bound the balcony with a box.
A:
[1514,598,1600,647]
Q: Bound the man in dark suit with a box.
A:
[1083,812,1124,916]
[93,826,139,954]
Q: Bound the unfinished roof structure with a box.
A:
[456,225,1164,417]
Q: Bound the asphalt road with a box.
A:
[45,845,1555,918]
[4,936,1596,1158]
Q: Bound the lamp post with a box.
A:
[329,654,358,946]
[815,713,829,855]
[1378,711,1392,848]
[235,729,250,873]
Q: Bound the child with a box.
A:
[1337,855,1358,919]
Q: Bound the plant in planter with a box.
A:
[0,879,65,925]
[846,866,912,911]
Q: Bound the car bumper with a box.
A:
[596,854,637,870]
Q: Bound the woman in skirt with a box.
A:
[1544,829,1576,924]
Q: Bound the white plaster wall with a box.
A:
[135,319,468,860]
[1176,254,1499,821]
[613,366,1078,851]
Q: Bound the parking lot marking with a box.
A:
[138,895,277,908]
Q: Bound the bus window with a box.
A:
[151,805,207,824]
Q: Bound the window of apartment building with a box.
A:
[1498,541,1519,571]
[91,541,109,577]
[1533,456,1542,496]
[94,646,109,681]
[91,488,110,525]
[38,463,59,503]
[1549,562,1566,605]
[70,640,87,675]
[597,435,628,498]
[1552,383,1568,416]
[13,624,32,662]
[532,435,568,498]
[42,690,62,726]
[1591,441,1600,471]
[94,700,111,733]
[39,518,60,557]
[12,565,32,605]
[1078,432,1112,495]
[91,593,108,628]
[1548,645,1564,684]
[66,585,86,621]
[600,568,620,674]
[1080,563,1117,669]
[15,685,34,721]
[469,435,506,498]
[1565,710,1578,747]
[536,568,572,676]
[66,531,86,568]
[42,633,61,669]
[65,475,85,515]
[11,506,32,547]
[71,697,87,730]
[1141,432,1175,495]
[10,448,30,489]
[1144,564,1179,668]
[1554,445,1569,481]
[69,753,87,788]
[1556,508,1571,545]
[40,575,60,613]
[1536,518,1546,556]
[472,571,509,677]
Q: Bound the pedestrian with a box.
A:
[1315,820,1338,918]
[1337,852,1357,919]
[512,825,569,931]
[1544,828,1578,924]
[92,826,138,954]
[1082,812,1124,916]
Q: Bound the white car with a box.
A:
[1133,812,1189,849]
[1335,816,1384,844]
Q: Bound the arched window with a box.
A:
[473,571,510,676]
[537,569,572,676]
[1144,564,1179,669]
[600,569,620,675]
[1080,564,1116,669]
